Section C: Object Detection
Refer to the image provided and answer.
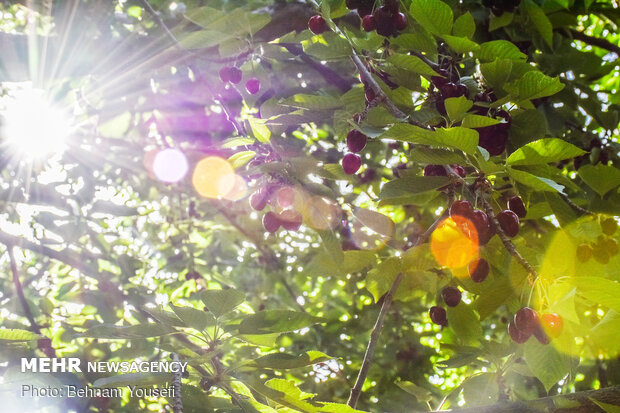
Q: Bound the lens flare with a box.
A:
[1,88,71,159]
[222,174,248,201]
[192,156,236,199]
[153,148,189,183]
[304,196,341,230]
[431,216,479,269]
[350,208,394,250]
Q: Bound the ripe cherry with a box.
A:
[347,130,368,153]
[423,164,447,177]
[540,313,563,338]
[374,6,394,37]
[471,210,493,245]
[468,258,489,283]
[342,153,362,175]
[497,210,520,238]
[279,210,303,231]
[456,83,469,98]
[452,165,467,178]
[393,12,407,31]
[508,320,529,344]
[228,67,242,84]
[276,187,295,208]
[431,69,449,88]
[439,82,459,98]
[308,15,328,34]
[346,0,361,9]
[533,325,550,345]
[362,15,376,32]
[442,286,461,307]
[219,67,231,83]
[186,270,201,281]
[263,212,281,233]
[508,196,527,218]
[450,200,474,219]
[365,87,376,102]
[360,168,377,183]
[576,243,593,262]
[250,190,268,211]
[514,307,539,336]
[384,0,399,13]
[429,306,448,326]
[245,78,260,95]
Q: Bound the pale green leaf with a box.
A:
[452,12,475,38]
[461,114,501,128]
[201,289,245,318]
[0,329,41,341]
[238,311,324,334]
[228,150,256,169]
[171,305,216,331]
[508,168,565,193]
[442,35,479,53]
[515,71,565,101]
[507,139,586,166]
[524,339,573,391]
[249,117,271,143]
[387,54,439,77]
[578,164,620,197]
[395,380,432,402]
[446,304,482,345]
[410,0,453,36]
[445,96,473,122]
[476,40,526,62]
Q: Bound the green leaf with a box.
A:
[380,123,436,144]
[515,71,565,101]
[94,373,169,388]
[507,139,586,166]
[508,168,565,193]
[317,402,368,413]
[452,12,475,38]
[387,54,438,77]
[251,351,332,369]
[171,305,216,331]
[446,304,482,345]
[524,339,573,391]
[568,277,620,312]
[248,378,318,413]
[395,380,432,402]
[480,58,514,89]
[379,174,450,199]
[476,41,526,62]
[228,150,256,169]
[82,323,176,339]
[409,147,467,165]
[303,32,352,60]
[524,0,553,46]
[445,96,473,122]
[442,35,479,53]
[238,311,324,334]
[365,257,401,302]
[578,164,620,197]
[381,124,478,154]
[461,114,501,129]
[434,127,479,154]
[221,137,255,149]
[410,0,453,36]
[0,329,41,341]
[249,117,271,143]
[281,94,343,111]
[201,289,245,318]
[489,12,514,31]
[590,399,620,413]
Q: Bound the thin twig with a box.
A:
[347,210,450,408]
[171,353,184,413]
[6,246,42,335]
[559,193,594,216]
[568,29,620,56]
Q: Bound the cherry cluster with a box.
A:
[482,0,521,16]
[250,184,303,233]
[508,307,563,345]
[355,0,407,37]
[342,130,368,175]
[430,70,512,156]
[219,66,261,95]
[576,217,618,264]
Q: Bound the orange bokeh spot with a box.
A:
[192,156,236,199]
[431,216,479,269]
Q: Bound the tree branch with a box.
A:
[568,29,620,56]
[347,209,450,408]
[560,193,594,216]
[171,353,184,413]
[6,245,41,335]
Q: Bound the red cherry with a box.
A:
[423,164,447,177]
[228,67,242,84]
[365,87,376,102]
[441,286,461,307]
[346,130,368,153]
[373,6,394,37]
[429,306,448,326]
[541,313,563,338]
[384,0,400,13]
[279,210,303,231]
[508,320,529,344]
[346,0,361,9]
[219,67,231,83]
[468,258,489,283]
[393,12,407,31]
[471,210,493,245]
[450,200,474,219]
[497,210,520,237]
[514,307,539,336]
[357,4,373,17]
[456,83,469,98]
[533,325,550,345]
[250,190,268,211]
[431,69,449,88]
[342,153,362,174]
[360,168,376,183]
[508,196,527,218]
[362,14,376,32]
[452,165,467,177]
[439,82,459,98]
[263,212,281,233]
[276,187,295,208]
[245,78,260,95]
[308,15,328,34]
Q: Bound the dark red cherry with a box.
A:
[384,0,400,13]
[471,210,493,245]
[245,78,260,95]
[439,82,459,98]
[423,164,447,177]
[533,325,550,345]
[357,4,373,17]
[508,196,527,218]
[362,14,376,32]
[374,6,394,37]
[346,0,361,9]
[347,130,368,153]
[228,67,242,84]
[365,87,376,102]
[263,212,281,233]
[342,153,362,175]
[393,12,407,31]
[250,190,268,211]
[219,67,231,83]
[514,307,539,336]
[441,286,461,307]
[279,210,303,231]
[431,69,449,88]
[456,83,469,98]
[359,168,376,183]
[497,210,520,238]
[468,258,489,283]
[452,165,467,177]
[308,15,328,34]
[429,306,448,326]
[450,200,474,219]
[508,320,529,344]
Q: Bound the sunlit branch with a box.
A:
[171,353,184,413]
[5,245,42,336]
[568,29,620,56]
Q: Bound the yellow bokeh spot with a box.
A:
[222,174,248,201]
[192,156,236,199]
[431,216,479,269]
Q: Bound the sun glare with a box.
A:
[1,87,72,159]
